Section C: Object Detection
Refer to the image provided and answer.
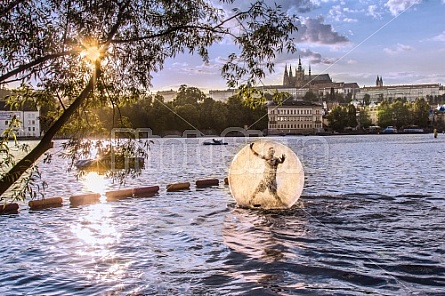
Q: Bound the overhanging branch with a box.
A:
[0,0,27,18]
[0,51,77,83]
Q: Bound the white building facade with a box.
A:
[0,99,40,137]
[359,83,445,102]
[267,100,324,135]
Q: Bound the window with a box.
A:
[5,121,8,125]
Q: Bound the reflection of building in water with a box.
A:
[266,100,323,135]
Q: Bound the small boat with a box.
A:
[203,139,228,145]
[402,126,424,133]
[381,126,398,134]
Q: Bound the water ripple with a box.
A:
[1,135,444,295]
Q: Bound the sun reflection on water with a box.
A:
[70,190,128,284]
[71,205,119,247]
[81,172,107,195]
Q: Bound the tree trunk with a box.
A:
[0,65,100,197]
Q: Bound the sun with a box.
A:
[81,45,102,62]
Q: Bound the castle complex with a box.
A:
[279,56,360,100]
[280,57,444,103]
[282,56,332,88]
[362,76,443,102]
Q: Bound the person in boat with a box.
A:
[249,143,286,205]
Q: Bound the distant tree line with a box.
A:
[325,104,359,132]
[28,87,445,136]
[377,98,431,129]
[326,98,432,132]
[39,85,268,137]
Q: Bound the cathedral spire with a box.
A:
[298,55,302,71]
[283,64,289,86]
[376,75,383,87]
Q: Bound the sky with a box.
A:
[151,0,445,93]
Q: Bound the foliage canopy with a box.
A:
[0,0,298,200]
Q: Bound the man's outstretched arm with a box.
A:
[250,143,262,158]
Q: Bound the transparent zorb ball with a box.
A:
[228,140,304,209]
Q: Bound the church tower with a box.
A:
[283,64,289,86]
[376,75,383,87]
[289,65,294,85]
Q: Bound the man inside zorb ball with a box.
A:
[249,143,285,206]
[228,140,304,209]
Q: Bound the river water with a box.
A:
[0,134,444,295]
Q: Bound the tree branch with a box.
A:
[0,61,101,197]
[0,51,77,83]
[111,25,229,44]
[55,91,66,111]
[0,0,27,18]
[109,7,253,44]
[0,1,132,197]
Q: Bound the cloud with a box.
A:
[276,0,326,13]
[169,61,220,76]
[274,47,339,69]
[347,59,358,65]
[367,5,383,19]
[431,31,445,42]
[328,5,343,22]
[296,17,350,45]
[384,0,423,16]
[383,43,414,54]
[327,4,358,23]
[342,18,358,23]
[221,0,321,14]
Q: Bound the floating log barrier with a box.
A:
[70,193,101,206]
[28,197,63,210]
[133,186,160,197]
[224,177,229,185]
[196,178,219,188]
[106,189,134,201]
[0,203,19,214]
[166,182,190,192]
